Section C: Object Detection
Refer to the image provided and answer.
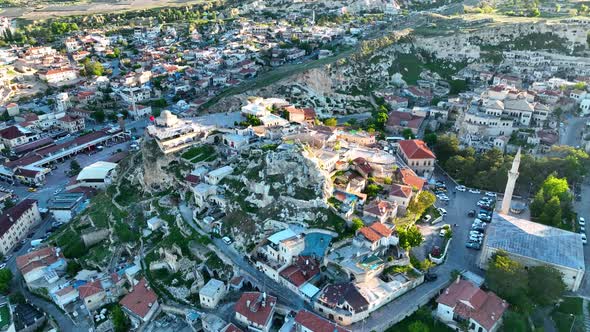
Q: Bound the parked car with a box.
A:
[579,217,586,226]
[465,242,481,250]
[485,192,497,198]
[456,185,466,192]
[439,229,448,237]
[468,210,476,217]
[27,187,36,192]
[438,207,447,216]
[437,195,450,201]
[425,273,438,282]
[581,226,586,232]
[469,188,480,194]
[423,215,432,223]
[0,263,5,269]
[582,234,587,245]
[222,236,233,245]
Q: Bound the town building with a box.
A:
[16,246,66,287]
[79,280,106,313]
[286,310,350,332]
[47,192,87,223]
[397,139,436,177]
[119,278,160,327]
[234,292,276,332]
[0,199,41,255]
[479,213,585,291]
[146,110,212,154]
[74,161,118,189]
[436,278,508,332]
[199,279,226,309]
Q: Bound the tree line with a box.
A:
[433,134,590,196]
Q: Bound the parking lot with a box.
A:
[428,172,496,274]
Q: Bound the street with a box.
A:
[560,115,588,147]
[353,174,485,331]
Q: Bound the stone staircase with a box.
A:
[583,298,590,332]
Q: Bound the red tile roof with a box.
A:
[0,199,37,238]
[120,278,158,319]
[386,111,425,130]
[16,246,63,276]
[364,199,396,218]
[397,167,426,190]
[279,256,320,287]
[294,310,350,332]
[389,183,412,198]
[398,139,436,159]
[55,286,76,297]
[79,280,103,299]
[223,323,243,332]
[234,292,276,327]
[358,222,393,243]
[437,279,508,331]
[0,126,24,140]
[352,157,372,175]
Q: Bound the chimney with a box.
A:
[246,300,251,307]
[148,302,152,308]
[306,259,309,265]
[445,288,449,295]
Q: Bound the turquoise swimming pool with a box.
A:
[301,232,333,258]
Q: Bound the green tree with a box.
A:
[352,218,364,231]
[324,118,337,127]
[433,134,460,166]
[91,110,106,123]
[423,132,437,147]
[112,304,130,332]
[402,128,415,139]
[66,261,82,277]
[407,191,436,219]
[501,311,528,332]
[0,268,13,294]
[527,266,566,306]
[485,252,531,313]
[408,321,430,332]
[70,160,81,175]
[398,225,423,249]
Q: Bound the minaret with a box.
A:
[500,148,521,214]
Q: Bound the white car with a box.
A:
[222,236,232,245]
[580,217,586,226]
[469,189,481,194]
[485,192,497,198]
[582,234,587,245]
[581,226,586,232]
[437,195,450,201]
[0,263,5,269]
[438,207,447,216]
[423,215,432,223]
[439,229,447,237]
[456,185,466,192]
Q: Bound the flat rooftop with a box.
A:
[485,214,585,270]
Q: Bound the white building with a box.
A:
[75,161,118,189]
[479,213,585,291]
[436,278,508,332]
[199,279,226,309]
[205,166,234,185]
[0,199,42,255]
[146,110,212,154]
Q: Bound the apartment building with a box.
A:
[0,199,41,255]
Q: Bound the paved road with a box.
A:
[4,213,91,331]
[574,182,590,298]
[352,173,486,331]
[178,203,306,310]
[560,115,588,147]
